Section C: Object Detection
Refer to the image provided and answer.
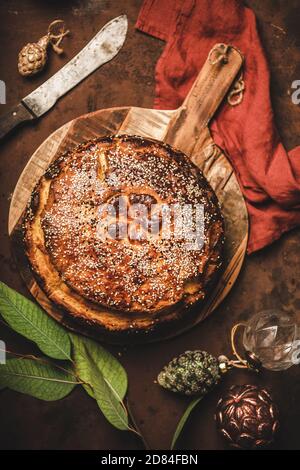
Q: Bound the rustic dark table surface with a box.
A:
[0,0,300,450]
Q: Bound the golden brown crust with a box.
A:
[23,135,224,333]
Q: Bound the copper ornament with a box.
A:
[215,384,280,449]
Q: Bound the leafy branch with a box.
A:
[0,281,140,438]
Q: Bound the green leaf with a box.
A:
[0,282,71,361]
[86,349,129,431]
[70,333,127,400]
[0,358,78,401]
[71,337,129,431]
[171,396,203,449]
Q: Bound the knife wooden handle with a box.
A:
[0,103,35,140]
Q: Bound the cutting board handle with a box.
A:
[164,44,243,154]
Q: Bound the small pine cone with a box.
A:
[215,384,280,449]
[18,40,48,77]
[157,350,221,396]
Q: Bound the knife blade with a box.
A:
[0,15,128,140]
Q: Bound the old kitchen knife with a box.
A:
[0,15,128,140]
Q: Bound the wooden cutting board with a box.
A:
[8,44,248,343]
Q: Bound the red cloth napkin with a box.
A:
[136,0,300,253]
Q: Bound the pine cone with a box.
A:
[215,384,280,449]
[157,350,221,396]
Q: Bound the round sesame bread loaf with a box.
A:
[23,135,224,335]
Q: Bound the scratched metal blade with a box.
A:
[22,15,128,117]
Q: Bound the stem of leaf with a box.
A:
[0,348,82,383]
[126,398,150,450]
